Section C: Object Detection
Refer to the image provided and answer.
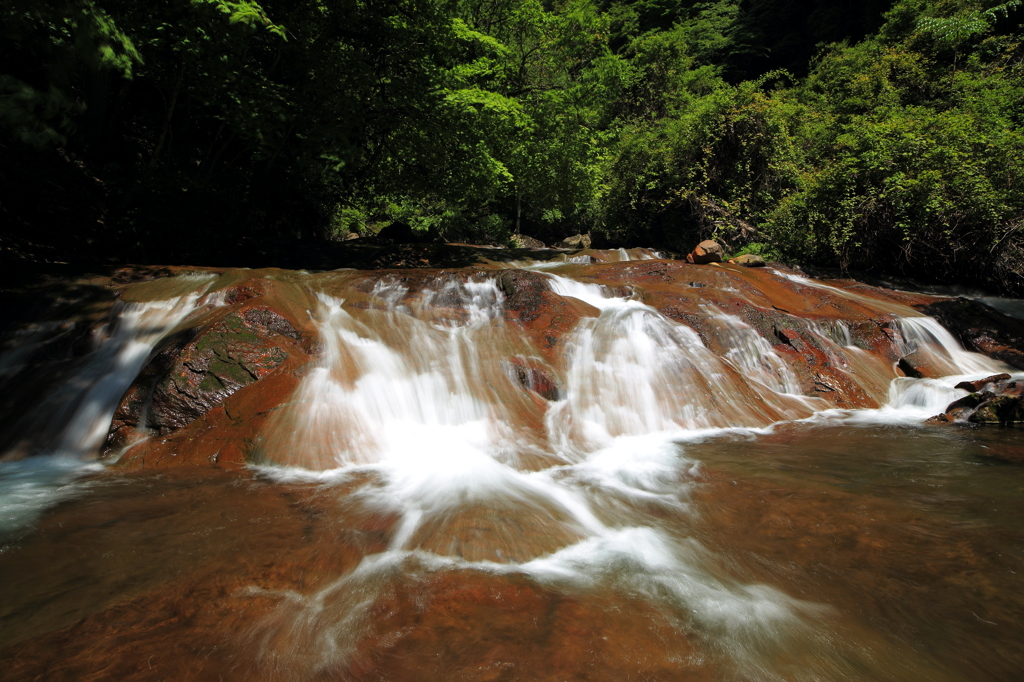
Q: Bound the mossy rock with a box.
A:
[969,395,1024,424]
[103,306,299,454]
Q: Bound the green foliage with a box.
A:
[2,0,1024,293]
[0,0,141,145]
[915,1,1021,49]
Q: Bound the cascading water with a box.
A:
[702,305,804,396]
[2,260,1023,681]
[0,274,218,540]
[248,274,854,680]
[246,271,978,680]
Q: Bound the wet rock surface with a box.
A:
[930,375,1024,424]
[4,249,1021,467]
[502,356,561,401]
[6,253,1024,681]
[100,278,318,468]
[497,268,600,360]
[919,297,1024,368]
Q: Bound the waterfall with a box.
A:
[3,262,1022,680]
[0,275,217,540]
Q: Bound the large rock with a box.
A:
[954,373,1011,393]
[516,235,547,249]
[553,233,591,249]
[970,395,1024,424]
[103,302,304,458]
[497,269,600,360]
[686,240,724,264]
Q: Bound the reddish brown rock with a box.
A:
[685,240,724,264]
[896,350,946,379]
[342,569,706,682]
[502,356,561,401]
[955,373,1012,393]
[497,269,599,361]
[103,277,320,467]
[0,468,387,680]
[103,304,301,458]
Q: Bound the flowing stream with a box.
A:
[1,262,1022,681]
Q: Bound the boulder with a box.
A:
[969,395,1024,424]
[929,376,1024,424]
[375,221,415,243]
[686,240,724,264]
[728,253,766,267]
[103,304,300,456]
[516,235,547,249]
[553,233,591,250]
[943,392,992,421]
[496,269,600,360]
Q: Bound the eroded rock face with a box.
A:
[497,269,600,360]
[152,308,293,429]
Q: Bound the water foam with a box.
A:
[0,457,103,546]
[246,269,1023,678]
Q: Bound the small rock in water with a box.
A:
[502,357,561,401]
[686,240,723,264]
[955,373,1011,392]
[930,376,1024,424]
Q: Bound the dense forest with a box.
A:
[1,0,1023,292]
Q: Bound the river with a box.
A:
[1,251,1022,680]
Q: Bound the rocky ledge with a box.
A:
[4,244,1024,469]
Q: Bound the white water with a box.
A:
[250,273,960,679]
[0,275,219,540]
[899,316,1011,376]
[703,306,804,395]
[0,457,104,545]
[53,294,214,457]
